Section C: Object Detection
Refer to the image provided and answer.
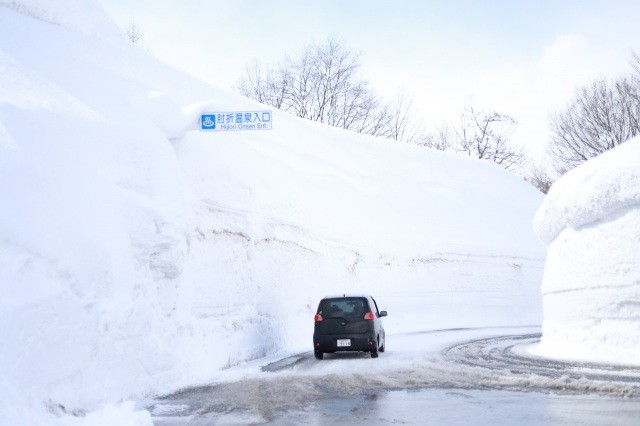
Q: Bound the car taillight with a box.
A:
[364,312,375,320]
[314,314,324,322]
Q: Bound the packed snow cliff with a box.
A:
[0,0,544,423]
[533,136,640,365]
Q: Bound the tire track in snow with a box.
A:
[441,333,640,396]
[145,330,640,423]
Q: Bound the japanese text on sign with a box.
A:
[200,111,272,131]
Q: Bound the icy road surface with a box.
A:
[141,327,640,425]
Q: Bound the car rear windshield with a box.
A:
[318,297,369,319]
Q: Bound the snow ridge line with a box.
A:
[542,281,640,296]
[201,198,355,251]
[201,198,543,268]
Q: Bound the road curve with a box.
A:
[144,329,640,423]
[441,333,640,397]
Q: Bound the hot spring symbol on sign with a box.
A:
[200,111,272,132]
[201,114,216,129]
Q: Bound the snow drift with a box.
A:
[0,0,544,423]
[533,136,640,365]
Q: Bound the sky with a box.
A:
[98,0,640,159]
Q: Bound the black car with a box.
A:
[313,294,387,359]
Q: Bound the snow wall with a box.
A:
[534,136,640,366]
[0,0,545,422]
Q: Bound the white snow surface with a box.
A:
[0,1,545,424]
[533,136,640,365]
[0,0,122,43]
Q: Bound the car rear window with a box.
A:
[318,297,369,319]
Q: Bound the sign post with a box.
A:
[200,111,272,132]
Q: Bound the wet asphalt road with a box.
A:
[141,329,640,425]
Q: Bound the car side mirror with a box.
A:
[379,311,387,317]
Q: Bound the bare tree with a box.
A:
[522,160,557,194]
[237,39,524,171]
[382,91,425,143]
[123,20,151,52]
[629,51,640,105]
[548,75,640,171]
[125,21,144,44]
[238,38,390,136]
[417,123,452,151]
[630,50,640,81]
[237,60,288,109]
[452,102,524,170]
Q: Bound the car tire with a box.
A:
[370,345,379,358]
[379,341,385,353]
[314,350,323,360]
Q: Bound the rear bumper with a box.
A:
[313,333,376,352]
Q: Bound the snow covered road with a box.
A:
[141,327,640,424]
[444,334,640,396]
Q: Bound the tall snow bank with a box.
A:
[0,3,201,421]
[533,136,640,365]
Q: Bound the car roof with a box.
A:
[322,294,372,299]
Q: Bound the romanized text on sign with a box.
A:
[200,111,272,131]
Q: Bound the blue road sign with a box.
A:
[200,111,272,132]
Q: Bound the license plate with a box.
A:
[337,339,351,347]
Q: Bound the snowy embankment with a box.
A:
[533,136,640,365]
[0,1,544,423]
